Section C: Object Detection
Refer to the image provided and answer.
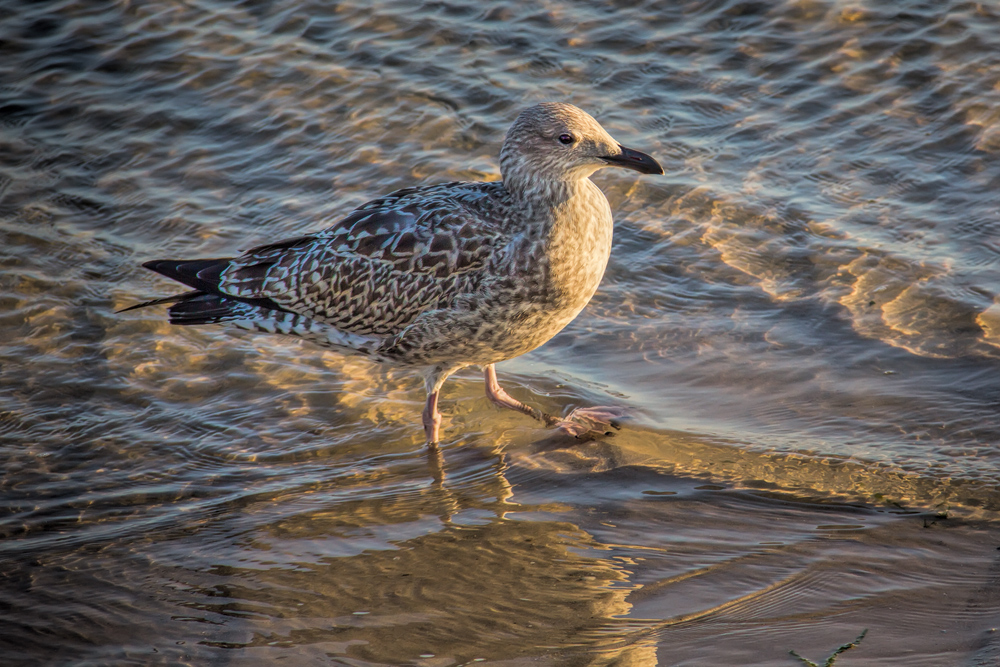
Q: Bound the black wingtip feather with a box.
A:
[115,290,200,314]
[120,257,296,325]
[142,258,232,293]
[165,293,242,325]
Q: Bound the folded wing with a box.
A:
[137,182,504,339]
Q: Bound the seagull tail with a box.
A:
[119,258,290,326]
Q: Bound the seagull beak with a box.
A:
[601,144,664,175]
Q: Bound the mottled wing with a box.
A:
[219,183,504,336]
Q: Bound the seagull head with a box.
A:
[499,102,663,193]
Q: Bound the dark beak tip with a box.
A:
[606,144,664,176]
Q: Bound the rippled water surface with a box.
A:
[4,0,1000,664]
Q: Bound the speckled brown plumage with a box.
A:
[124,103,663,442]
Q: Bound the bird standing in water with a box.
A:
[123,103,663,443]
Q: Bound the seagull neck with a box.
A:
[503,174,585,208]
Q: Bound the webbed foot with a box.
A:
[547,406,628,439]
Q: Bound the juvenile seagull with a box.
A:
[124,103,662,442]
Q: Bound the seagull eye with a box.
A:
[558,133,574,145]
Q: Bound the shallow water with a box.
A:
[3,0,1000,664]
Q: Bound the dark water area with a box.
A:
[3,0,1000,664]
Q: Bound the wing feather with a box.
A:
[218,182,509,337]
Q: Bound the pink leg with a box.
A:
[422,390,442,444]
[483,364,626,438]
[484,364,542,420]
